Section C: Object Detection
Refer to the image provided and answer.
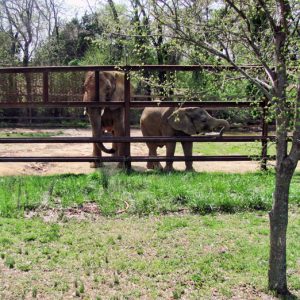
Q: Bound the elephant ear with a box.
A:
[167,109,197,135]
[102,71,117,100]
[104,71,125,111]
[185,107,208,122]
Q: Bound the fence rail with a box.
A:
[0,64,271,171]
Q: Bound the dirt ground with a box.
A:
[0,127,265,176]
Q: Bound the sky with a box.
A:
[63,0,127,19]
[64,0,95,18]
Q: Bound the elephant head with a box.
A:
[83,71,125,155]
[83,71,125,108]
[167,107,230,136]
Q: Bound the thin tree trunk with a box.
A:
[268,159,295,294]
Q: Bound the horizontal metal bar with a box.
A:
[0,64,298,74]
[0,64,267,74]
[0,116,86,120]
[0,101,123,108]
[0,155,275,163]
[130,101,259,108]
[0,136,276,143]
[0,101,262,109]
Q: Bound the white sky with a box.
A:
[63,0,94,18]
[63,0,127,19]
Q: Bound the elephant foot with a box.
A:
[185,166,195,172]
[163,165,175,172]
[147,162,163,170]
[117,162,126,169]
[90,161,104,168]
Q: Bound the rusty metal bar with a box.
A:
[42,71,49,102]
[0,155,275,163]
[0,64,298,74]
[0,136,277,143]
[124,71,131,170]
[0,64,268,74]
[0,101,263,109]
[95,70,100,102]
[0,102,123,108]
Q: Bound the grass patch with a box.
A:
[1,170,300,217]
[0,209,299,299]
[189,141,277,156]
[0,169,299,298]
[0,131,64,138]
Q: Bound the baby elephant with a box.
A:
[140,107,230,172]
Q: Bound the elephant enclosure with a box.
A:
[0,128,261,176]
[0,65,273,171]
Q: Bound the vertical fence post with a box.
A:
[124,70,132,172]
[261,97,269,170]
[43,71,49,103]
[95,70,100,102]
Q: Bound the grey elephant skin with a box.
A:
[140,107,230,171]
[83,71,133,168]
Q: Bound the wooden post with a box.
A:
[95,70,99,102]
[43,71,49,103]
[124,70,131,172]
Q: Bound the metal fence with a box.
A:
[0,65,274,171]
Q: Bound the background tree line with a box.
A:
[0,0,271,127]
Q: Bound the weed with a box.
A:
[32,287,37,298]
[137,247,144,255]
[0,237,12,246]
[113,273,120,285]
[18,263,31,272]
[5,256,15,268]
[79,282,85,293]
[173,287,185,299]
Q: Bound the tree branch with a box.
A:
[256,0,277,31]
[289,76,300,162]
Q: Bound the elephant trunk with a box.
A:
[219,119,230,136]
[97,143,115,154]
[88,109,116,154]
[211,119,230,136]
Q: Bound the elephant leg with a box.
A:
[113,123,126,169]
[88,109,103,168]
[147,143,163,170]
[181,141,194,171]
[164,142,176,172]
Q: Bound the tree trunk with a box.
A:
[268,158,296,294]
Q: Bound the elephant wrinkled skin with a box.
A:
[140,106,230,172]
[83,71,133,168]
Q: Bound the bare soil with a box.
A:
[0,127,262,176]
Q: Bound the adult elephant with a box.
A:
[83,71,133,168]
[140,107,230,171]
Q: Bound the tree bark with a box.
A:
[268,158,296,294]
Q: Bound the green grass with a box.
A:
[0,209,299,299]
[0,170,300,218]
[0,131,64,138]
[0,171,299,298]
[188,141,278,156]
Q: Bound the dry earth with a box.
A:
[0,127,267,176]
